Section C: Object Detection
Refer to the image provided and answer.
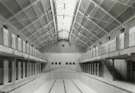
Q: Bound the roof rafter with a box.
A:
[79,11,108,34]
[73,27,94,43]
[33,27,54,43]
[21,9,52,31]
[38,38,57,49]
[90,0,122,24]
[33,32,50,43]
[8,0,41,21]
[29,21,53,39]
[72,33,90,47]
[76,22,100,40]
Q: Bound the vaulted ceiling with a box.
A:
[0,0,135,52]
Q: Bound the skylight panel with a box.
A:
[55,0,78,39]
[58,31,69,39]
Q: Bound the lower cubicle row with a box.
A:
[0,56,46,89]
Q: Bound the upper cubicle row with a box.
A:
[80,18,135,62]
[0,25,47,62]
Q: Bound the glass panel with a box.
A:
[56,0,78,39]
[58,31,69,39]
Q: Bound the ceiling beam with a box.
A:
[38,38,57,49]
[90,0,122,24]
[72,32,92,46]
[29,21,53,39]
[79,11,108,34]
[77,22,100,40]
[73,27,94,43]
[32,27,54,43]
[7,0,41,21]
[21,15,43,31]
[20,9,52,32]
[33,32,50,43]
[72,33,90,47]
[37,37,51,47]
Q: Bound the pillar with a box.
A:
[23,62,25,78]
[12,60,16,82]
[97,63,99,76]
[94,63,96,75]
[29,63,31,76]
[92,64,93,74]
[27,63,30,77]
[18,62,21,80]
[3,59,9,85]
[39,63,41,73]
[90,64,92,74]
[35,63,36,75]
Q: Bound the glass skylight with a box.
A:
[55,0,78,39]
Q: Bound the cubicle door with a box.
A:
[0,27,4,45]
[8,61,12,82]
[132,62,135,82]
[127,61,135,83]
[0,59,3,85]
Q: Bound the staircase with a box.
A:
[104,61,124,81]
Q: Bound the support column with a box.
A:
[95,63,97,75]
[35,63,36,75]
[31,63,33,76]
[94,63,96,75]
[90,64,92,74]
[18,61,21,80]
[39,63,41,73]
[99,62,103,77]
[29,63,31,76]
[12,60,16,82]
[23,62,25,78]
[3,59,9,85]
[27,63,30,77]
[91,63,94,75]
[97,63,100,76]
